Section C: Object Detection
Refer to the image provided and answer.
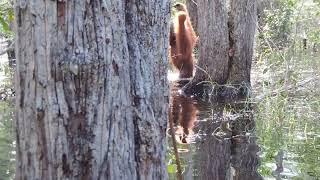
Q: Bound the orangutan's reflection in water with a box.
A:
[168,83,263,180]
[169,91,198,144]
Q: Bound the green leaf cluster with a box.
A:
[0,0,14,37]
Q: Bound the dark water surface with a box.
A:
[168,82,262,180]
[167,69,320,179]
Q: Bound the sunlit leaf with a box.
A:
[0,16,10,32]
[167,164,177,174]
[8,9,14,22]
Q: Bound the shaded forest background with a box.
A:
[0,0,320,179]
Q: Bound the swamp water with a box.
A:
[0,50,319,179]
[167,50,320,179]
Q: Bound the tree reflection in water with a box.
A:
[168,82,263,180]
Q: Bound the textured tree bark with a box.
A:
[14,0,170,179]
[229,104,263,180]
[193,103,261,180]
[190,0,230,85]
[183,0,257,98]
[228,0,257,85]
[186,0,198,34]
[196,121,231,180]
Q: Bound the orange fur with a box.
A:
[170,4,197,78]
[174,3,197,46]
[169,94,198,144]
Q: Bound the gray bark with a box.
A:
[194,103,261,180]
[192,0,230,84]
[186,0,198,34]
[196,123,232,180]
[228,0,257,85]
[183,0,257,97]
[14,0,170,179]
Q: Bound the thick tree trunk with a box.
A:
[183,0,257,98]
[191,0,230,84]
[14,1,170,179]
[228,0,257,85]
[229,104,263,180]
[192,103,261,179]
[196,121,231,180]
[186,0,198,34]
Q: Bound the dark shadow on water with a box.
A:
[168,81,263,180]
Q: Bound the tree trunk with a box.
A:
[196,121,231,180]
[186,0,198,34]
[14,1,170,179]
[183,0,257,98]
[229,104,263,180]
[228,0,257,85]
[181,0,230,97]
[191,0,230,84]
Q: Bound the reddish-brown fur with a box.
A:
[169,94,198,144]
[170,4,197,78]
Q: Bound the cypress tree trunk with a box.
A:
[182,0,230,96]
[186,0,198,34]
[183,0,257,98]
[228,0,257,85]
[191,0,230,84]
[14,1,170,179]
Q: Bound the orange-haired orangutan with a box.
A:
[169,3,198,79]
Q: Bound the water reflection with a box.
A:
[168,82,262,180]
[169,87,198,144]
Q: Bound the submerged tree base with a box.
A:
[168,80,262,180]
[180,80,251,103]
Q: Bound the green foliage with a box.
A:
[0,63,15,179]
[0,0,14,37]
[256,91,320,179]
[259,0,320,52]
[255,1,320,179]
[259,0,298,49]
